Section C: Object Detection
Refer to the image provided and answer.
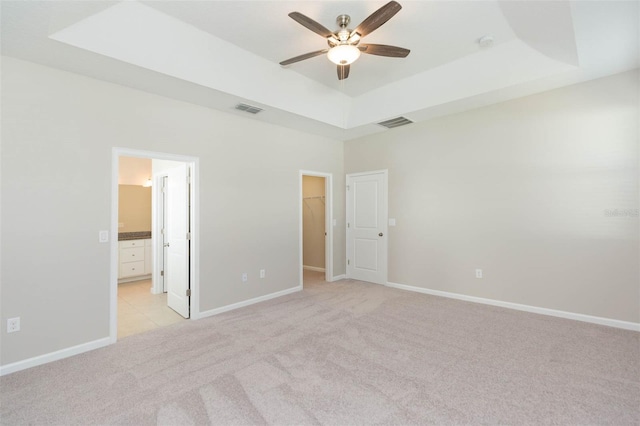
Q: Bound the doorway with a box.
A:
[110,148,199,342]
[299,171,333,287]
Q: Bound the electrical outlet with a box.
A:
[475,269,483,279]
[260,269,265,279]
[7,317,20,333]
[242,273,248,282]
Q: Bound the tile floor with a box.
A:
[117,279,185,339]
[118,271,324,339]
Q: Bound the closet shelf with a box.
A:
[303,195,325,206]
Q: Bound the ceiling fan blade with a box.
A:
[288,12,334,38]
[337,64,350,80]
[280,49,329,66]
[352,1,402,38]
[359,44,410,58]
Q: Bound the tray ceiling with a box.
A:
[1,1,638,140]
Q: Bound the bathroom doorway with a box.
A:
[111,148,199,341]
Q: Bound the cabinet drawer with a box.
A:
[119,240,145,249]
[120,247,144,262]
[120,260,146,278]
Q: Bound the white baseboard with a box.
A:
[118,274,151,284]
[331,274,346,282]
[303,265,325,272]
[0,337,111,377]
[386,281,640,332]
[197,285,303,319]
[1,285,303,376]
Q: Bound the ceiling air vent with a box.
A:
[377,116,413,129]
[234,103,263,114]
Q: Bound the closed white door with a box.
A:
[166,163,190,318]
[346,170,388,284]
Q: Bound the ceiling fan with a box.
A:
[279,1,410,80]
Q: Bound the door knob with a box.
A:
[164,243,170,247]
[379,233,384,237]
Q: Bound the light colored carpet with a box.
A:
[1,271,639,425]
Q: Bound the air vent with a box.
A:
[234,103,263,114]
[377,116,413,129]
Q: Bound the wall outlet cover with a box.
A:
[7,317,20,333]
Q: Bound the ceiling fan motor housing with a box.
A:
[336,14,351,28]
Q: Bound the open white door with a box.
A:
[166,163,190,318]
[346,170,388,285]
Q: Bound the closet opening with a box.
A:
[299,171,333,287]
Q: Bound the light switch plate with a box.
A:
[389,218,397,226]
[99,230,109,243]
[333,219,337,226]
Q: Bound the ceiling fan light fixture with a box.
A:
[327,35,340,46]
[348,32,361,43]
[327,44,361,65]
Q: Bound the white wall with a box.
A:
[345,70,639,323]
[0,57,345,366]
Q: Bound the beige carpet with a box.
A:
[1,271,639,425]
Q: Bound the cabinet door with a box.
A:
[120,260,146,278]
[120,247,144,263]
[120,240,144,249]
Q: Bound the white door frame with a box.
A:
[346,169,389,284]
[110,148,200,343]
[151,174,168,295]
[299,170,334,285]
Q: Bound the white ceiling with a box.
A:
[1,1,638,141]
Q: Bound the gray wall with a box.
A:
[1,55,637,369]
[0,57,345,366]
[345,70,639,323]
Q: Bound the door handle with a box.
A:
[379,233,384,237]
[164,243,170,247]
